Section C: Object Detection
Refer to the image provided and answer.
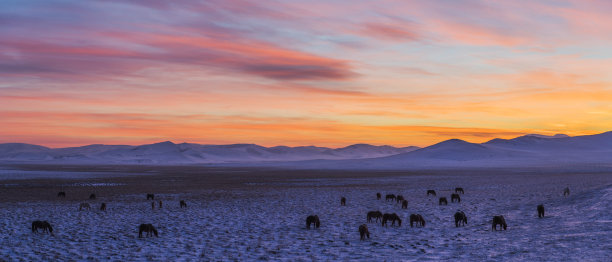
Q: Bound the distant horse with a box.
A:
[340,197,346,206]
[401,200,408,209]
[79,203,91,211]
[359,224,370,240]
[151,202,155,210]
[367,211,383,223]
[537,204,545,218]
[100,203,106,211]
[376,193,381,200]
[492,216,507,231]
[89,193,96,200]
[563,187,570,196]
[31,221,53,235]
[385,194,396,202]
[147,194,155,200]
[454,211,467,227]
[409,214,426,227]
[439,197,448,205]
[455,187,464,194]
[427,190,436,196]
[57,192,66,198]
[396,195,404,204]
[451,194,461,203]
[159,200,163,208]
[180,200,187,208]
[138,224,158,238]
[306,215,320,229]
[382,213,401,227]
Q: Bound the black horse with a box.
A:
[147,194,155,200]
[306,215,320,229]
[537,204,545,218]
[427,190,436,196]
[376,192,381,200]
[31,221,53,235]
[563,187,570,196]
[340,197,346,206]
[100,203,107,211]
[396,195,404,204]
[492,215,507,231]
[455,187,464,194]
[57,192,66,198]
[180,200,187,208]
[451,193,461,203]
[385,194,396,202]
[138,224,158,238]
[409,214,426,227]
[439,197,448,205]
[359,224,370,240]
[89,193,96,200]
[367,211,383,223]
[382,213,401,227]
[454,211,467,227]
[401,200,408,209]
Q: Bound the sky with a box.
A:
[2,0,612,148]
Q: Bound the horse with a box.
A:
[359,224,370,240]
[147,194,155,200]
[151,202,155,210]
[451,193,461,203]
[455,187,464,194]
[409,214,426,227]
[376,192,381,200]
[396,195,405,204]
[439,197,448,205]
[57,192,66,198]
[340,197,346,206]
[401,200,408,209]
[367,211,383,223]
[306,215,320,229]
[89,193,96,200]
[454,211,467,227]
[427,190,436,196]
[159,200,163,208]
[79,203,91,211]
[382,213,401,227]
[385,194,396,202]
[492,215,507,231]
[563,187,570,196]
[537,204,545,218]
[100,203,106,211]
[138,224,158,238]
[180,200,187,208]
[31,221,53,235]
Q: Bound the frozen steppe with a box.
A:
[0,167,610,261]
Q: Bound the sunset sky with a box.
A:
[2,0,612,148]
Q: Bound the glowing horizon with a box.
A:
[2,0,612,148]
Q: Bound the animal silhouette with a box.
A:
[382,213,401,227]
[340,197,346,206]
[537,204,545,218]
[147,194,155,200]
[31,221,53,235]
[455,187,464,194]
[79,203,91,211]
[180,200,187,208]
[427,190,436,196]
[454,211,467,227]
[410,214,426,227]
[439,197,448,205]
[401,200,408,209]
[451,194,461,203]
[492,216,507,231]
[367,211,383,223]
[385,194,396,201]
[306,215,320,229]
[376,193,381,200]
[359,224,370,240]
[57,192,66,198]
[138,224,158,238]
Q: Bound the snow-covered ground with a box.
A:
[0,171,610,261]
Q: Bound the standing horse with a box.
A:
[376,192,381,200]
[382,213,401,227]
[306,215,320,229]
[563,187,570,196]
[340,197,346,206]
[451,194,461,203]
[454,211,467,227]
[159,200,163,208]
[31,221,53,235]
[401,200,408,209]
[455,187,464,194]
[100,203,107,211]
[367,211,383,223]
[57,192,66,198]
[385,194,396,202]
[439,197,448,205]
[409,214,426,227]
[492,216,507,231]
[79,203,91,211]
[537,204,545,218]
[89,193,96,200]
[147,194,155,200]
[396,195,404,204]
[427,190,436,196]
[138,224,158,238]
[359,224,370,240]
[180,200,187,208]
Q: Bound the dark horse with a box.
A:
[31,221,53,235]
[306,215,320,229]
[138,224,158,238]
[57,192,66,198]
[89,193,96,200]
[359,224,370,240]
[427,190,436,196]
[385,194,396,202]
[563,187,570,196]
[382,213,401,227]
[439,197,448,205]
[376,192,381,200]
[401,200,408,209]
[451,193,461,203]
[409,214,426,227]
[367,211,383,223]
[340,197,346,206]
[100,203,107,211]
[454,211,467,227]
[537,204,545,218]
[180,200,187,208]
[147,194,155,200]
[396,195,404,203]
[455,187,464,194]
[492,215,507,231]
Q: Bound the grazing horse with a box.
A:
[138,224,158,238]
[100,203,106,211]
[367,211,383,223]
[454,211,467,227]
[492,216,507,231]
[409,214,426,227]
[455,187,464,194]
[385,194,396,202]
[537,204,545,218]
[57,192,66,198]
[396,195,404,204]
[306,215,320,229]
[79,203,91,211]
[401,200,408,209]
[427,190,436,196]
[340,197,346,206]
[32,221,53,235]
[451,194,461,203]
[180,200,187,208]
[359,224,370,240]
[147,194,155,200]
[563,187,570,196]
[376,192,381,200]
[89,193,96,200]
[439,197,448,205]
[382,213,401,227]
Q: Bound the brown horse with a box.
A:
[138,224,158,238]
[385,194,396,201]
[401,200,408,209]
[492,215,507,231]
[455,187,464,194]
[537,204,545,218]
[376,192,381,200]
[147,194,155,200]
[427,190,436,196]
[439,197,448,205]
[359,224,370,240]
[89,193,96,200]
[180,200,187,208]
[57,192,66,198]
[79,203,91,211]
[451,194,461,203]
[410,214,426,227]
[340,197,346,206]
[396,195,405,204]
[563,187,570,196]
[100,203,106,211]
[306,215,320,229]
[31,221,53,235]
[367,211,383,223]
[382,213,401,227]
[454,211,467,227]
